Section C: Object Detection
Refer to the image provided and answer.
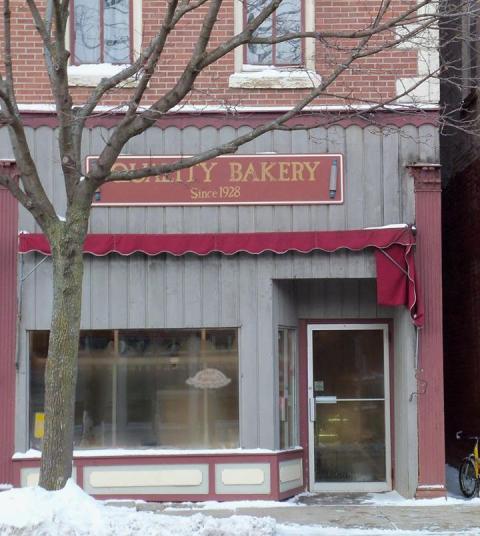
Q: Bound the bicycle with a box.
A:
[457,431,480,498]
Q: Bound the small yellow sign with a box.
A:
[34,412,45,439]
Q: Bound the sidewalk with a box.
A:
[134,500,480,533]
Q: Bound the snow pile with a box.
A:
[0,480,276,536]
[0,480,104,534]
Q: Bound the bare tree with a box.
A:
[0,0,440,490]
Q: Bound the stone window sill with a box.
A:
[68,64,138,88]
[228,69,321,90]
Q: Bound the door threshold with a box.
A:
[296,491,389,506]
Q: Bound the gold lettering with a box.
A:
[243,163,257,182]
[304,161,320,181]
[261,162,276,182]
[187,167,194,183]
[278,162,291,182]
[230,162,243,182]
[291,162,304,181]
[200,162,218,183]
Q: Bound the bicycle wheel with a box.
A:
[459,458,478,498]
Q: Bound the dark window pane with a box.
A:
[313,330,384,399]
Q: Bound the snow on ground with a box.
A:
[361,465,480,506]
[0,481,276,536]
[0,479,470,536]
[0,467,479,535]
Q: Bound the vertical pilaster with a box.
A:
[0,162,18,484]
[408,163,446,498]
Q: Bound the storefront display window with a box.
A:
[29,328,239,450]
[278,327,298,449]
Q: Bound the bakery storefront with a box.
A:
[0,112,445,500]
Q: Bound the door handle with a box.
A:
[315,396,337,404]
[309,398,316,421]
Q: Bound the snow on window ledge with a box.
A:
[229,68,321,90]
[13,446,303,459]
[68,64,138,88]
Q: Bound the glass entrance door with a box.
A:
[307,324,391,492]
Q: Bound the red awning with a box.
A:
[18,226,423,326]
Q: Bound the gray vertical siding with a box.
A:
[280,279,417,496]
[392,307,419,498]
[3,123,437,233]
[9,121,424,493]
[18,250,381,450]
[20,251,377,332]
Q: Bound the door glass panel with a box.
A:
[311,328,387,486]
[314,401,386,482]
[313,330,384,399]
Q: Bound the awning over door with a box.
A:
[18,225,423,326]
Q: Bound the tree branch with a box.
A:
[103,23,381,183]
[89,0,284,181]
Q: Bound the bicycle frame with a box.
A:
[457,430,480,497]
[473,439,479,478]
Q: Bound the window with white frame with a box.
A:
[68,0,142,86]
[230,0,320,89]
[71,0,132,64]
[245,0,302,66]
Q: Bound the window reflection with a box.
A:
[246,0,301,65]
[29,329,239,450]
[73,0,131,64]
[279,327,298,449]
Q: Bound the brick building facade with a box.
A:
[0,0,445,501]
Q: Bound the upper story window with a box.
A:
[230,0,320,89]
[245,0,302,67]
[71,0,133,65]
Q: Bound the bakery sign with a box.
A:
[87,154,344,206]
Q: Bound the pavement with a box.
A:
[105,494,480,533]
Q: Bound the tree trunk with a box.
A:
[39,224,87,490]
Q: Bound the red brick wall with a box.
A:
[443,160,480,465]
[2,0,419,106]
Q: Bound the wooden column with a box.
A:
[408,163,446,498]
[0,161,18,484]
